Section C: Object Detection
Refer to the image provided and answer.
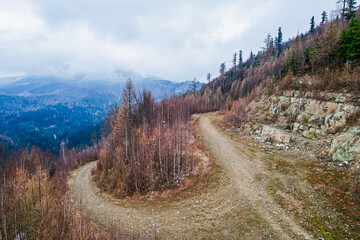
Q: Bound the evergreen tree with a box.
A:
[310,16,315,32]
[249,51,256,66]
[191,78,197,93]
[250,51,254,59]
[321,11,328,24]
[345,0,357,20]
[239,50,243,64]
[289,50,297,74]
[277,27,283,56]
[233,52,237,70]
[219,62,226,75]
[338,0,347,18]
[337,17,360,60]
[207,73,211,82]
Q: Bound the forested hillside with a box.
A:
[199,5,360,118]
[188,4,360,166]
[1,2,360,239]
[0,95,112,152]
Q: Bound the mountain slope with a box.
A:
[0,72,202,101]
[0,72,203,152]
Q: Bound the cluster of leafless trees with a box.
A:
[1,82,215,238]
[0,78,223,239]
[94,79,218,196]
[0,144,127,239]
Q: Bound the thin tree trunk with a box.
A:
[159,123,163,177]
[178,129,181,175]
[173,135,176,182]
[125,123,128,165]
[134,139,139,191]
[38,171,42,240]
[185,127,189,172]
[2,174,7,240]
[166,145,170,185]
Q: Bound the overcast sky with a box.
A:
[0,0,338,82]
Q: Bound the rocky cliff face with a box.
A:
[238,91,360,164]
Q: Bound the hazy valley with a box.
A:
[0,73,202,153]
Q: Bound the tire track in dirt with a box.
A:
[198,116,312,239]
[69,114,313,239]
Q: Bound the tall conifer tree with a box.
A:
[277,27,283,56]
[310,16,315,32]
[346,0,357,20]
[207,73,211,82]
[233,53,237,70]
[321,11,328,24]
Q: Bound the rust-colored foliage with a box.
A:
[0,144,123,239]
[94,82,208,197]
[204,14,360,127]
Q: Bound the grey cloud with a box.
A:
[0,0,337,82]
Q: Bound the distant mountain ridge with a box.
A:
[0,72,203,152]
[0,72,202,102]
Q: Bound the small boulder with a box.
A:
[293,122,300,132]
[299,125,308,131]
[335,95,346,103]
[303,130,316,140]
[261,125,292,144]
[323,102,338,114]
[261,125,275,135]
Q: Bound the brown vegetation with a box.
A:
[196,12,360,126]
[0,144,127,239]
[2,5,360,239]
[93,79,217,197]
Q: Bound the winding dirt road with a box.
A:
[69,115,313,239]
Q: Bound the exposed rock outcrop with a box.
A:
[238,90,360,164]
